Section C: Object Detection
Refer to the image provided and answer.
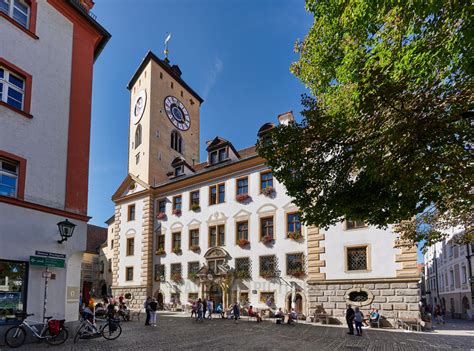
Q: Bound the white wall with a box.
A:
[0,1,74,208]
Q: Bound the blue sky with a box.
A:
[87,0,312,226]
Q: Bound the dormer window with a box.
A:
[210,147,227,165]
[174,165,184,177]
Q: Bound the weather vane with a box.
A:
[164,32,172,59]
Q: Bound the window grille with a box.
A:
[259,255,278,278]
[235,257,251,279]
[346,219,366,230]
[170,263,182,281]
[154,264,165,281]
[286,253,305,276]
[347,247,367,271]
[188,261,200,279]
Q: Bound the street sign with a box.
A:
[29,256,65,268]
[35,251,66,259]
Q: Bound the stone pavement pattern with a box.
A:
[10,313,474,350]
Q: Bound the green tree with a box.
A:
[257,0,473,247]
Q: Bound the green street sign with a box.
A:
[29,256,65,268]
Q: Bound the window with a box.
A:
[449,269,454,286]
[108,259,112,272]
[190,191,200,208]
[260,292,275,304]
[134,124,142,148]
[110,239,114,249]
[174,166,184,177]
[127,204,135,221]
[172,232,181,250]
[188,261,200,279]
[125,267,134,281]
[209,225,225,247]
[287,213,301,234]
[156,234,165,251]
[287,253,304,276]
[462,266,467,284]
[0,67,25,110]
[173,196,182,210]
[135,152,140,164]
[126,238,134,256]
[209,183,225,205]
[0,157,18,197]
[158,199,166,214]
[259,255,277,278]
[99,261,104,274]
[346,219,366,230]
[171,131,183,153]
[235,257,251,279]
[346,246,368,271]
[188,292,198,301]
[0,260,27,323]
[260,217,274,240]
[170,263,182,281]
[236,221,248,241]
[260,171,273,191]
[207,259,226,275]
[154,264,165,281]
[236,177,248,195]
[0,0,30,29]
[209,147,228,165]
[189,229,199,247]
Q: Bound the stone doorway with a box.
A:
[209,284,223,305]
[286,293,304,314]
[155,291,164,310]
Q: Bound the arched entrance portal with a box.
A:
[154,291,164,310]
[101,283,107,297]
[209,284,223,306]
[286,293,304,314]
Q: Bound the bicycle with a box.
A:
[73,313,122,343]
[4,313,68,348]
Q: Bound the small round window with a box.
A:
[348,291,368,303]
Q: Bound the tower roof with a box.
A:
[127,51,204,103]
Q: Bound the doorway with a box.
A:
[286,293,304,315]
[156,292,164,310]
[209,284,223,305]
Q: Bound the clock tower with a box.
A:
[127,51,203,185]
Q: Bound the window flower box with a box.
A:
[172,247,182,255]
[288,269,305,278]
[261,271,276,279]
[156,212,167,220]
[190,203,201,212]
[155,248,166,256]
[262,235,275,244]
[171,273,182,283]
[287,231,303,241]
[235,270,251,280]
[190,245,201,253]
[260,186,275,197]
[237,239,250,248]
[236,193,251,203]
[188,272,198,281]
[172,208,182,216]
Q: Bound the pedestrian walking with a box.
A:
[232,302,240,324]
[354,307,363,336]
[191,300,197,318]
[345,304,355,335]
[149,298,158,327]
[207,299,214,319]
[202,297,207,320]
[144,296,152,326]
[196,298,204,322]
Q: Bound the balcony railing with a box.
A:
[70,0,97,20]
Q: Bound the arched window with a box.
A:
[135,124,142,148]
[171,131,183,154]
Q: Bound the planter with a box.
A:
[260,186,275,197]
[156,212,167,220]
[237,239,250,248]
[235,271,251,280]
[172,209,182,216]
[261,271,276,279]
[288,231,303,241]
[172,248,182,255]
[155,248,166,256]
[236,194,251,203]
[188,273,198,281]
[288,270,305,278]
[190,204,201,212]
[190,245,201,253]
[171,274,182,283]
[262,235,275,245]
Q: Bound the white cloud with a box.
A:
[203,57,223,98]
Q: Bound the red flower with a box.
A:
[172,208,182,216]
[156,212,167,220]
[236,194,251,203]
[237,239,250,247]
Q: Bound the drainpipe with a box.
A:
[433,245,440,306]
[466,244,474,314]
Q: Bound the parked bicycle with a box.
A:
[4,313,68,348]
[73,312,122,343]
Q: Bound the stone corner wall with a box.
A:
[111,286,150,310]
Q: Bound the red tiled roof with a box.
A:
[86,224,107,253]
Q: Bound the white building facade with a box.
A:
[0,0,109,323]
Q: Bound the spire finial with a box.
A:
[164,32,172,60]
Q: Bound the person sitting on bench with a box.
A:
[287,308,298,325]
[248,306,262,322]
[274,308,284,324]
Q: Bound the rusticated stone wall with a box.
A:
[111,286,150,310]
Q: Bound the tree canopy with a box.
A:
[257,0,473,247]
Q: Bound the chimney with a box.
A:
[277,111,295,125]
[80,0,95,12]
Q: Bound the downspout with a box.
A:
[466,244,474,311]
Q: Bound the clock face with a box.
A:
[132,89,147,125]
[164,96,190,131]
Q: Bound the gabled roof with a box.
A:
[127,51,203,103]
[171,156,195,172]
[86,224,107,254]
[111,173,150,201]
[206,136,240,158]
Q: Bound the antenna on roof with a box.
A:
[164,32,172,60]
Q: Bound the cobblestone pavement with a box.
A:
[9,313,474,350]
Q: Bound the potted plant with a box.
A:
[237,239,250,248]
[190,203,201,212]
[155,248,166,256]
[188,272,198,281]
[260,186,275,197]
[288,231,303,241]
[235,270,251,280]
[172,247,182,255]
[171,273,182,283]
[190,245,200,253]
[261,271,276,279]
[156,212,167,220]
[236,193,251,203]
[262,235,274,244]
[172,208,182,216]
[288,269,305,278]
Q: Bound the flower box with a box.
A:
[172,208,182,216]
[236,193,251,203]
[288,269,305,278]
[287,231,303,241]
[156,212,167,220]
[188,272,198,281]
[190,245,201,253]
[261,271,276,279]
[190,204,201,212]
[237,239,250,248]
[235,270,251,280]
[260,186,275,197]
[172,247,182,255]
[155,248,166,256]
[171,273,182,283]
[262,235,275,244]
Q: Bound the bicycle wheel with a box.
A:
[4,326,27,348]
[73,323,85,344]
[101,322,122,340]
[46,327,69,345]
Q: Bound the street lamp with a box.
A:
[57,219,76,243]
